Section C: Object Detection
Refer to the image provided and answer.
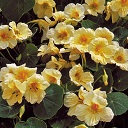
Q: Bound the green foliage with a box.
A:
[0,0,35,21]
[15,117,47,128]
[33,84,63,120]
[107,92,128,116]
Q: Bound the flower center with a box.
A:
[80,35,87,44]
[58,31,68,40]
[72,11,79,19]
[95,45,103,53]
[90,2,98,9]
[42,3,49,9]
[48,76,57,83]
[0,33,9,41]
[91,103,99,113]
[116,55,125,63]
[30,82,38,92]
[121,0,128,5]
[16,70,28,82]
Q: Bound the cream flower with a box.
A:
[110,0,128,18]
[0,67,9,82]
[83,0,105,16]
[47,22,74,45]
[88,37,116,65]
[2,79,26,106]
[105,2,119,23]
[13,64,37,83]
[71,27,95,53]
[69,64,94,91]
[24,74,49,104]
[37,38,59,57]
[0,25,17,49]
[75,91,114,126]
[41,68,62,85]
[64,3,85,21]
[9,21,32,42]
[111,47,128,71]
[95,27,114,44]
[33,0,56,18]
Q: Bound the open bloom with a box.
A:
[74,124,88,128]
[88,37,116,65]
[47,22,74,45]
[2,79,26,106]
[33,0,56,18]
[71,27,95,53]
[41,68,62,85]
[83,0,105,16]
[69,64,94,91]
[9,21,32,42]
[110,47,128,71]
[0,25,17,49]
[75,91,114,126]
[24,74,49,104]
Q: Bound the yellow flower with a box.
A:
[95,27,114,44]
[46,56,71,70]
[9,21,32,42]
[74,124,88,128]
[2,80,26,106]
[88,37,116,65]
[0,67,9,82]
[47,22,74,45]
[69,64,94,91]
[71,27,95,53]
[13,64,37,83]
[83,0,105,16]
[105,2,119,23]
[75,91,114,126]
[64,3,85,21]
[37,38,59,57]
[110,0,128,18]
[33,0,56,18]
[24,74,49,104]
[111,47,128,71]
[41,68,62,85]
[0,25,17,49]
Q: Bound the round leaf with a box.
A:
[0,0,35,21]
[20,43,39,67]
[33,84,63,120]
[107,92,128,116]
[15,117,47,128]
[113,68,128,91]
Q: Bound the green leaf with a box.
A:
[15,117,47,128]
[0,91,23,118]
[81,20,99,30]
[0,0,35,21]
[107,92,128,116]
[20,43,39,67]
[113,68,128,91]
[94,68,113,93]
[33,84,63,120]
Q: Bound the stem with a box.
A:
[6,48,16,62]
[96,63,99,71]
[0,52,6,58]
[81,54,86,69]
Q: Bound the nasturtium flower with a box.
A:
[33,0,56,18]
[111,47,128,71]
[24,74,49,104]
[47,22,74,45]
[95,27,114,44]
[0,67,9,82]
[83,0,105,16]
[64,3,85,22]
[74,124,88,128]
[2,79,26,106]
[88,37,116,65]
[13,64,37,83]
[9,21,32,42]
[0,25,17,49]
[41,68,62,85]
[105,2,119,23]
[75,91,114,126]
[37,38,59,57]
[69,64,94,91]
[110,0,128,18]
[71,27,95,53]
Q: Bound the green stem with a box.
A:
[6,48,16,62]
[96,63,99,71]
[0,52,6,58]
